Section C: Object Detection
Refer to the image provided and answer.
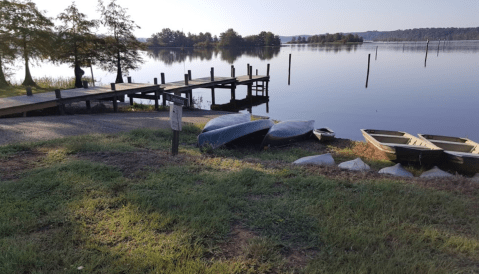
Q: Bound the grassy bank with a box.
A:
[0,125,478,273]
[0,77,93,98]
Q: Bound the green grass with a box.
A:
[0,125,478,273]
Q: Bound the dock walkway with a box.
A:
[0,64,270,117]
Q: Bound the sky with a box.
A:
[31,0,479,38]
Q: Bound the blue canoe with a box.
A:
[201,113,251,133]
[261,120,315,148]
[198,119,274,149]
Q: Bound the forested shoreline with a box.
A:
[146,28,281,48]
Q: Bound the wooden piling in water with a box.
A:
[188,70,192,80]
[424,39,429,67]
[365,54,371,88]
[249,66,252,80]
[288,54,291,85]
[127,76,132,83]
[375,46,378,60]
[161,73,165,84]
[437,40,440,56]
[210,67,214,81]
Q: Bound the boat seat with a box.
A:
[446,151,479,157]
[369,134,410,144]
[430,140,474,153]
[382,143,433,150]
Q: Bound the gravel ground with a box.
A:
[0,108,233,146]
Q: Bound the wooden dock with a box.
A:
[0,64,270,117]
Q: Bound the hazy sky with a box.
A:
[32,0,479,38]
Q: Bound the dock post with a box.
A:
[266,63,270,96]
[210,67,214,81]
[375,46,378,60]
[127,76,132,83]
[55,89,65,115]
[154,88,160,110]
[161,73,165,84]
[86,100,91,110]
[249,66,252,80]
[188,70,192,80]
[26,87,33,96]
[211,87,215,105]
[231,65,234,77]
[230,82,236,101]
[184,74,189,86]
[154,78,158,85]
[256,69,258,76]
[365,54,371,88]
[247,64,250,75]
[82,81,89,88]
[232,67,235,78]
[111,83,118,112]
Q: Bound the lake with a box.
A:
[12,41,479,141]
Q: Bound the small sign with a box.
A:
[170,103,183,131]
[164,93,188,106]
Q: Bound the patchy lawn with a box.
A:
[0,125,478,273]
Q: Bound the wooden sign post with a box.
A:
[164,93,189,156]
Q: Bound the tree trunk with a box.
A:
[115,50,123,83]
[21,39,35,86]
[74,63,84,88]
[0,55,9,88]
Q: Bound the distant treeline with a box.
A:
[147,28,281,48]
[287,33,363,44]
[371,27,479,41]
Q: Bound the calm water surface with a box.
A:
[14,41,479,141]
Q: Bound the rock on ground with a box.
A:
[379,163,414,177]
[293,153,335,166]
[338,158,370,171]
[420,166,453,178]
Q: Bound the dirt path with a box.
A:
[0,109,231,146]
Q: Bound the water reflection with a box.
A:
[146,47,281,65]
[211,96,269,113]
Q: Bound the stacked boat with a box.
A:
[360,129,443,164]
[361,129,479,174]
[198,114,335,150]
[418,134,479,174]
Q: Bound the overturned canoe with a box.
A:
[201,113,251,133]
[361,129,443,164]
[418,134,479,174]
[313,127,335,142]
[261,120,314,148]
[198,119,274,149]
